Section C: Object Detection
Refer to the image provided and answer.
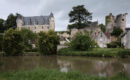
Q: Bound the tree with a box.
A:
[0,34,4,51]
[68,5,92,29]
[99,24,106,33]
[70,33,93,51]
[3,28,24,56]
[19,28,38,51]
[4,13,17,30]
[38,30,60,55]
[111,27,123,37]
[0,19,5,33]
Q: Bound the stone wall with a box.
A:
[125,28,130,49]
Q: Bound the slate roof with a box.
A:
[89,21,98,27]
[23,16,50,25]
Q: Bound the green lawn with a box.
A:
[0,68,129,80]
[58,48,130,58]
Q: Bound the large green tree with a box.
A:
[38,30,60,55]
[4,13,17,30]
[0,19,5,33]
[0,33,4,51]
[70,33,94,51]
[68,5,92,29]
[3,28,24,56]
[99,24,106,33]
[20,28,38,51]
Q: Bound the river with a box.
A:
[0,56,130,77]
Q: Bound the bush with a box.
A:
[38,30,60,55]
[111,27,123,37]
[118,49,130,58]
[107,41,124,48]
[3,28,24,56]
[70,33,94,51]
[24,48,38,52]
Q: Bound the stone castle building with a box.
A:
[66,13,129,48]
[70,21,111,48]
[106,13,128,33]
[16,13,55,33]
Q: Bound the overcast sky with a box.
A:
[0,0,130,31]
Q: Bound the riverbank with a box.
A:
[0,48,130,58]
[0,68,129,80]
[58,48,130,58]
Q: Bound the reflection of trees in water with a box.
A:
[57,57,128,77]
[0,56,24,71]
[0,56,59,72]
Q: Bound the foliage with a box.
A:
[105,16,110,25]
[0,68,129,80]
[68,5,92,29]
[70,33,94,51]
[111,27,123,37]
[58,48,126,57]
[19,28,38,51]
[107,41,124,48]
[0,34,4,51]
[3,28,24,56]
[0,19,5,33]
[38,30,60,55]
[57,31,70,34]
[4,13,17,30]
[99,24,106,33]
[118,49,130,58]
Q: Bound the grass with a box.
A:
[0,68,129,80]
[23,52,41,56]
[58,48,130,58]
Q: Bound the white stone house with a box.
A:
[95,32,111,48]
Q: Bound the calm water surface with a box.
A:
[0,56,130,77]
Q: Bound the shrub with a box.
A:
[107,41,124,48]
[3,28,24,56]
[118,49,130,58]
[111,27,123,37]
[38,30,60,55]
[70,33,94,51]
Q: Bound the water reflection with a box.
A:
[0,56,130,77]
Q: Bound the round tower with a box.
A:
[49,12,55,31]
[106,13,115,33]
[16,14,23,30]
[115,13,128,32]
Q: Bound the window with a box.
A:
[42,26,44,29]
[122,19,124,21]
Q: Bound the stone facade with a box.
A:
[16,13,55,33]
[125,28,130,49]
[70,21,110,48]
[106,13,128,34]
